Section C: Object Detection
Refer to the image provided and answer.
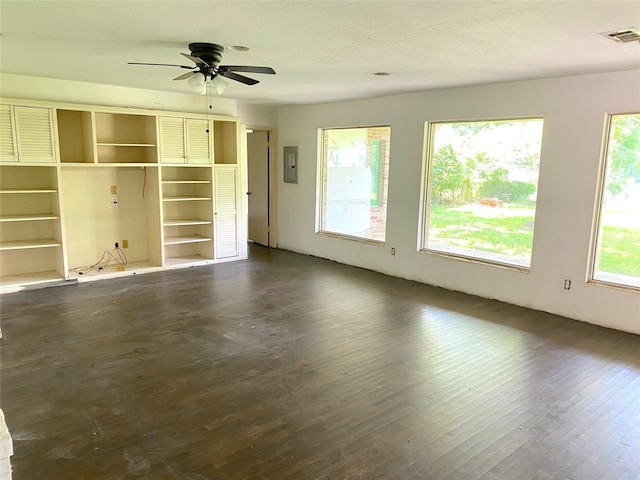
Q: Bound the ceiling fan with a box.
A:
[128,42,276,94]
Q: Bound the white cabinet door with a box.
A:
[0,105,18,162]
[214,165,239,258]
[159,117,186,163]
[12,106,56,163]
[185,118,211,164]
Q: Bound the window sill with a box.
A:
[420,247,531,272]
[316,231,385,246]
[589,272,640,292]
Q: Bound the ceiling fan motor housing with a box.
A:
[189,43,224,68]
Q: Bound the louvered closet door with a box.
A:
[159,117,186,163]
[214,165,239,258]
[0,105,18,162]
[185,118,211,164]
[13,106,55,163]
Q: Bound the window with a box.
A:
[592,113,640,289]
[422,119,544,268]
[319,126,391,242]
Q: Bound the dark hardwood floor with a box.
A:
[1,245,639,480]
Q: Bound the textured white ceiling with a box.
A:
[1,1,639,106]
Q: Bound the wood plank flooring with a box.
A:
[1,245,639,479]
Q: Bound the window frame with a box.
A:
[316,125,391,244]
[419,117,545,270]
[588,111,640,291]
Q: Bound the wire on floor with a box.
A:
[73,245,128,275]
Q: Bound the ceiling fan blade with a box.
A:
[219,70,259,85]
[174,71,198,81]
[181,53,209,67]
[220,65,276,75]
[128,62,195,70]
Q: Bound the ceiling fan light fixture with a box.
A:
[211,75,229,94]
[188,72,206,95]
[129,42,275,93]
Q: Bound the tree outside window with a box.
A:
[422,119,544,268]
[592,113,640,288]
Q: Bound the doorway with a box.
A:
[247,129,274,247]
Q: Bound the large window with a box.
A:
[319,126,391,242]
[422,119,544,267]
[592,113,640,289]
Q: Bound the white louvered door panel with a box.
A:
[0,104,18,162]
[214,165,239,258]
[14,106,55,163]
[159,117,186,163]
[185,118,211,164]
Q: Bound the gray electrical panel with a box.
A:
[283,146,298,184]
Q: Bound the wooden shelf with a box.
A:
[96,144,157,164]
[96,143,156,147]
[162,180,210,184]
[61,163,158,168]
[163,196,212,202]
[0,188,57,194]
[163,218,212,227]
[0,270,65,289]
[0,239,62,251]
[164,235,212,245]
[0,213,59,222]
[163,255,214,267]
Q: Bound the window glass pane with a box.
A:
[423,119,544,267]
[593,113,640,288]
[320,126,390,241]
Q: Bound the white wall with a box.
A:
[276,70,640,335]
[237,103,278,128]
[0,74,236,116]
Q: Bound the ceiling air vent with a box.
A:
[601,28,640,43]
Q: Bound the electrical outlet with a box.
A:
[564,279,571,290]
[391,247,396,256]
[122,239,129,249]
[111,185,117,195]
[111,197,118,205]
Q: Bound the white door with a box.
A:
[247,131,270,246]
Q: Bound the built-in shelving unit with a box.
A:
[62,165,162,280]
[213,120,238,164]
[95,112,157,164]
[57,109,94,163]
[161,166,214,265]
[0,165,66,288]
[1,99,245,291]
